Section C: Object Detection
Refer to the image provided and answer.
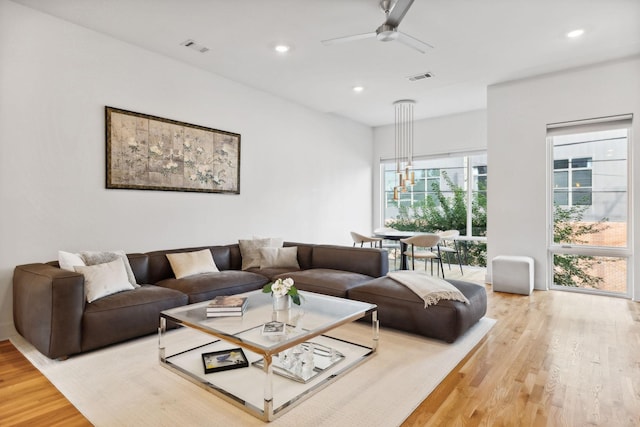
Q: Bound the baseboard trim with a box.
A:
[0,321,17,341]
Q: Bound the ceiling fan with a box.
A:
[321,0,433,54]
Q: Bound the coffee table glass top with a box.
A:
[161,290,376,355]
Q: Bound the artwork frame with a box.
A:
[105,106,240,194]
[201,348,249,374]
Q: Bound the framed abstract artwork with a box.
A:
[105,106,240,194]
[201,348,248,374]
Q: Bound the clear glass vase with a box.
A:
[272,294,292,311]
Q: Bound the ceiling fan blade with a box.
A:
[385,0,415,28]
[396,31,434,54]
[321,32,376,45]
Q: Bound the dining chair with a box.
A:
[400,234,445,277]
[373,227,401,269]
[436,230,464,275]
[350,231,382,248]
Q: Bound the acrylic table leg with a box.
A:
[262,353,274,420]
[158,317,166,362]
[371,310,379,351]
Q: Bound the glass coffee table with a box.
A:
[159,290,378,421]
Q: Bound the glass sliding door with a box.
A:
[547,115,632,297]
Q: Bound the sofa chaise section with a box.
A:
[347,276,487,343]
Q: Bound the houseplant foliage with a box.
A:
[553,203,609,288]
[388,171,487,266]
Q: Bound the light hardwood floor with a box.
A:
[1,266,639,426]
[0,340,90,426]
[404,266,640,426]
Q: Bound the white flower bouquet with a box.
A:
[262,277,301,305]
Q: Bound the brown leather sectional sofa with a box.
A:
[13,241,486,359]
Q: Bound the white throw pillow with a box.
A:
[58,251,86,271]
[259,247,300,269]
[80,250,139,288]
[74,258,135,303]
[238,238,277,270]
[166,249,219,279]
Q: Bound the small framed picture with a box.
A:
[201,348,248,374]
[261,321,285,336]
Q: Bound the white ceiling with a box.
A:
[13,0,640,127]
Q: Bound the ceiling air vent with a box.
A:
[407,72,434,82]
[180,39,210,53]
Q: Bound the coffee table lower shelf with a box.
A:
[159,329,375,421]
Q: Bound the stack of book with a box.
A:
[206,296,248,317]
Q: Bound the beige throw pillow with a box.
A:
[238,238,282,270]
[166,249,219,279]
[259,247,300,269]
[253,236,284,248]
[74,258,135,303]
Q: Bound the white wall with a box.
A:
[372,110,487,227]
[487,56,640,298]
[0,1,373,338]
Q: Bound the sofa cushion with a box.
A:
[285,242,314,269]
[348,277,487,343]
[126,253,149,284]
[275,268,373,298]
[155,270,269,303]
[247,266,301,281]
[82,285,188,353]
[166,249,219,279]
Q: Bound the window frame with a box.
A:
[546,115,632,298]
[380,150,487,238]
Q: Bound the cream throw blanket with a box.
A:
[387,270,470,307]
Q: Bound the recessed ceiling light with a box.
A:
[353,86,364,93]
[274,44,290,53]
[567,29,585,38]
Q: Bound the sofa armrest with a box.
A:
[13,263,85,359]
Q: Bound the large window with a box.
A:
[547,116,631,296]
[381,152,487,265]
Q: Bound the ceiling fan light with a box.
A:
[376,24,399,42]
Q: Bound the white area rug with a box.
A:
[12,318,495,426]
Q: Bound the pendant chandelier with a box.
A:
[393,99,415,201]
